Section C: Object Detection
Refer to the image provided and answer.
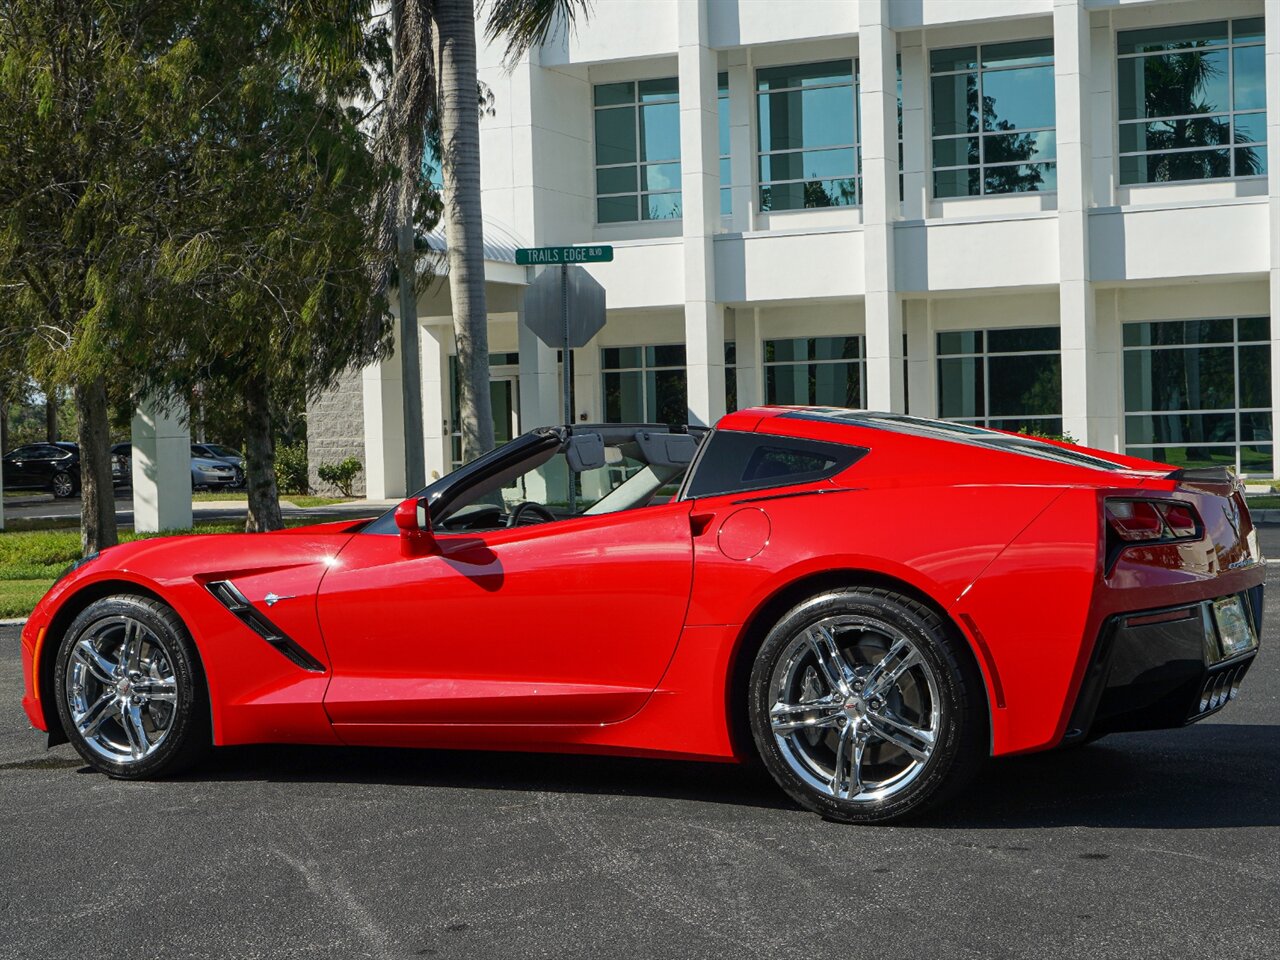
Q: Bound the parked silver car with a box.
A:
[111,442,242,491]
[190,443,246,488]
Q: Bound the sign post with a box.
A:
[518,246,612,514]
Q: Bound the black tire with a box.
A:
[748,587,986,824]
[53,594,210,779]
[51,470,77,499]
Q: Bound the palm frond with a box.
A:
[483,0,593,68]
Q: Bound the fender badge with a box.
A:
[264,592,292,607]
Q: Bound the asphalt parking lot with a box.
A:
[1,542,1278,958]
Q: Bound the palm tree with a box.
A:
[380,0,591,466]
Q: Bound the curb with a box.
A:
[0,618,29,627]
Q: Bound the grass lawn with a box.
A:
[1246,496,1280,510]
[286,495,354,508]
[190,492,353,508]
[0,519,309,619]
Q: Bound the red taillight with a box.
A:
[1160,502,1199,537]
[1105,498,1202,543]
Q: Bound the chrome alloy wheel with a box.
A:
[768,615,941,803]
[51,471,74,498]
[64,616,179,763]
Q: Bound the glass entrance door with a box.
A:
[450,367,520,468]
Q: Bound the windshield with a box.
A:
[363,427,699,536]
[203,444,241,459]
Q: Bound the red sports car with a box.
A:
[19,407,1264,823]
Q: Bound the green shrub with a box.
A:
[1020,427,1079,445]
[275,442,309,494]
[317,456,362,497]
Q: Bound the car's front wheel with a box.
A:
[53,595,209,779]
[749,587,985,824]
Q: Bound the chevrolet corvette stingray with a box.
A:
[19,407,1264,823]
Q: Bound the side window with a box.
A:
[683,431,866,499]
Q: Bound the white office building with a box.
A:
[307,0,1280,497]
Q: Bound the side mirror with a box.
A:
[394,497,437,557]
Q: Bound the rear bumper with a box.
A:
[1063,584,1262,743]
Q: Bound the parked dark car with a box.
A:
[190,443,245,488]
[2,442,81,498]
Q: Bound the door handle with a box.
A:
[690,513,715,537]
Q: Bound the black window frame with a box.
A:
[680,429,867,500]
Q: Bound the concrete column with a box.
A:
[679,0,725,427]
[734,308,762,409]
[1055,0,1113,448]
[1267,1,1280,478]
[899,30,928,221]
[131,399,191,533]
[361,320,407,500]
[573,341,601,423]
[517,304,560,430]
[860,0,903,412]
[726,53,754,233]
[421,323,450,483]
[905,299,936,417]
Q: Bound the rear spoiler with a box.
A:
[1167,465,1241,494]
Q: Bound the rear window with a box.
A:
[683,431,866,498]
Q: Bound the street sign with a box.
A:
[522,265,606,351]
[515,244,614,266]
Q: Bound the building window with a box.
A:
[602,345,688,426]
[757,60,860,211]
[594,79,681,224]
[764,337,866,408]
[930,39,1057,198]
[937,327,1062,434]
[718,72,732,217]
[1117,18,1266,185]
[1123,318,1271,476]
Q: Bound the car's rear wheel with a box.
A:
[51,470,76,498]
[53,595,209,779]
[749,587,985,824]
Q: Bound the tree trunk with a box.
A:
[73,376,118,555]
[392,0,427,492]
[434,0,495,462]
[44,382,58,442]
[243,372,283,532]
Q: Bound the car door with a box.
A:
[3,446,32,488]
[6,445,55,489]
[316,439,695,732]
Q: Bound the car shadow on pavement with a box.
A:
[188,742,794,811]
[178,721,1279,827]
[923,722,1280,830]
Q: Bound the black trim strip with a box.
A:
[206,580,325,672]
[730,487,861,506]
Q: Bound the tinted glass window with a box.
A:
[683,431,865,498]
[1116,18,1266,184]
[594,78,681,223]
[756,60,860,211]
[931,38,1056,197]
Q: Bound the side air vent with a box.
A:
[205,580,325,672]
